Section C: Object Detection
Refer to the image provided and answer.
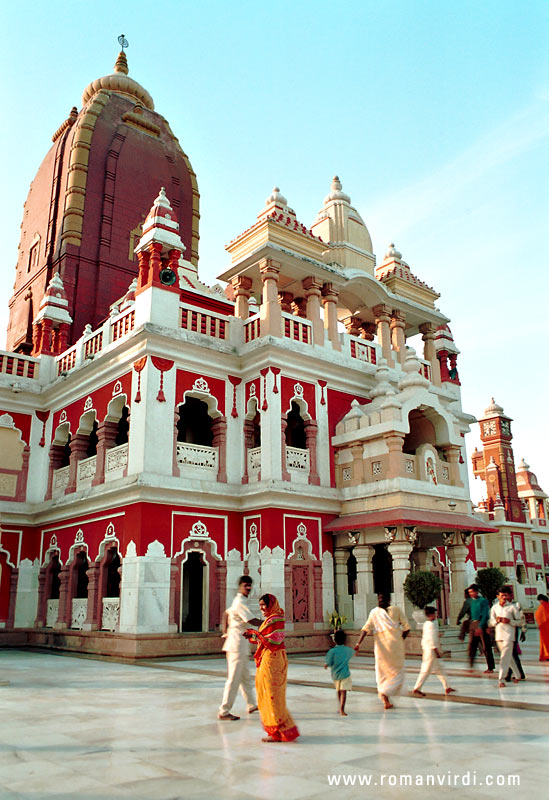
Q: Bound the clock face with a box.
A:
[500,420,510,436]
[483,420,496,436]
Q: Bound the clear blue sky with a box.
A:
[1,0,548,498]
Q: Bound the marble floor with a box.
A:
[1,635,548,800]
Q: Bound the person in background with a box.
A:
[325,629,354,715]
[489,586,522,688]
[535,594,549,661]
[505,589,526,681]
[412,606,456,698]
[218,575,261,721]
[457,589,472,641]
[354,593,410,710]
[467,584,495,673]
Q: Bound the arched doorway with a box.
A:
[44,553,61,627]
[181,551,205,632]
[372,544,393,596]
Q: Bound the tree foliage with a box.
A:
[403,571,443,609]
[475,567,509,604]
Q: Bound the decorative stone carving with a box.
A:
[460,532,474,546]
[347,531,359,545]
[192,377,210,393]
[112,380,123,396]
[46,599,59,628]
[71,598,88,629]
[59,410,68,424]
[176,442,217,470]
[125,540,137,558]
[146,540,166,557]
[293,382,304,398]
[50,534,58,548]
[296,522,307,538]
[0,473,17,496]
[372,461,382,475]
[342,467,351,482]
[286,446,309,471]
[190,520,209,539]
[384,527,397,542]
[101,598,120,631]
[404,526,418,545]
[105,443,129,473]
[75,529,84,544]
[0,413,15,428]
[442,532,455,546]
[83,396,93,412]
[105,522,116,538]
[249,522,258,539]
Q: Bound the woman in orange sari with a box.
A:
[244,594,299,742]
[535,594,549,661]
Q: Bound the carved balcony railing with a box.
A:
[56,305,136,376]
[244,313,261,343]
[46,599,59,628]
[101,597,120,632]
[0,351,39,380]
[349,337,377,365]
[176,442,218,472]
[180,304,228,341]
[52,466,70,497]
[282,312,312,344]
[248,446,261,477]
[286,446,309,471]
[105,443,128,481]
[71,598,88,629]
[77,455,96,489]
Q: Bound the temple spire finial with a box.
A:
[115,34,129,74]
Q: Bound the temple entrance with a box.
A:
[75,552,89,599]
[181,552,204,632]
[105,550,121,598]
[372,544,393,596]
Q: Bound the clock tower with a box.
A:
[471,398,525,522]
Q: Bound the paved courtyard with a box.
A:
[1,636,548,799]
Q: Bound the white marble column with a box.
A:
[14,558,40,628]
[334,548,353,624]
[353,545,375,626]
[119,540,172,633]
[446,534,469,622]
[387,533,413,611]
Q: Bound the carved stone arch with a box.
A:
[36,548,62,627]
[173,534,223,633]
[105,393,129,423]
[180,389,222,419]
[77,408,97,436]
[286,526,322,627]
[52,421,71,446]
[283,395,312,422]
[245,395,260,420]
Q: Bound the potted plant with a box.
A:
[327,610,347,640]
[403,571,443,627]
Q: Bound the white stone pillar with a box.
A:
[14,558,40,628]
[353,545,375,626]
[259,259,283,337]
[322,551,335,621]
[321,283,341,350]
[387,534,413,612]
[446,536,469,623]
[225,548,244,610]
[259,545,285,607]
[302,277,324,346]
[373,304,394,367]
[334,548,353,624]
[118,540,172,633]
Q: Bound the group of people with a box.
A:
[217,576,548,738]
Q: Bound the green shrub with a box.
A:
[403,571,443,609]
[475,567,509,604]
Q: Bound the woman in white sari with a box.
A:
[355,593,410,709]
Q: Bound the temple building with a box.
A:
[0,48,517,658]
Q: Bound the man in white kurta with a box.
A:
[218,576,261,720]
[489,587,522,688]
[355,593,410,709]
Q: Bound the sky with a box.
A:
[1,0,548,500]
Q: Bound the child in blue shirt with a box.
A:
[325,629,354,715]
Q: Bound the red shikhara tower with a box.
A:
[6,49,199,353]
[471,398,525,523]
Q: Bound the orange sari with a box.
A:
[246,595,299,742]
[535,600,549,661]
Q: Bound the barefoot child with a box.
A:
[325,629,354,715]
[412,607,456,698]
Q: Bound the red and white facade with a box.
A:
[0,53,507,654]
